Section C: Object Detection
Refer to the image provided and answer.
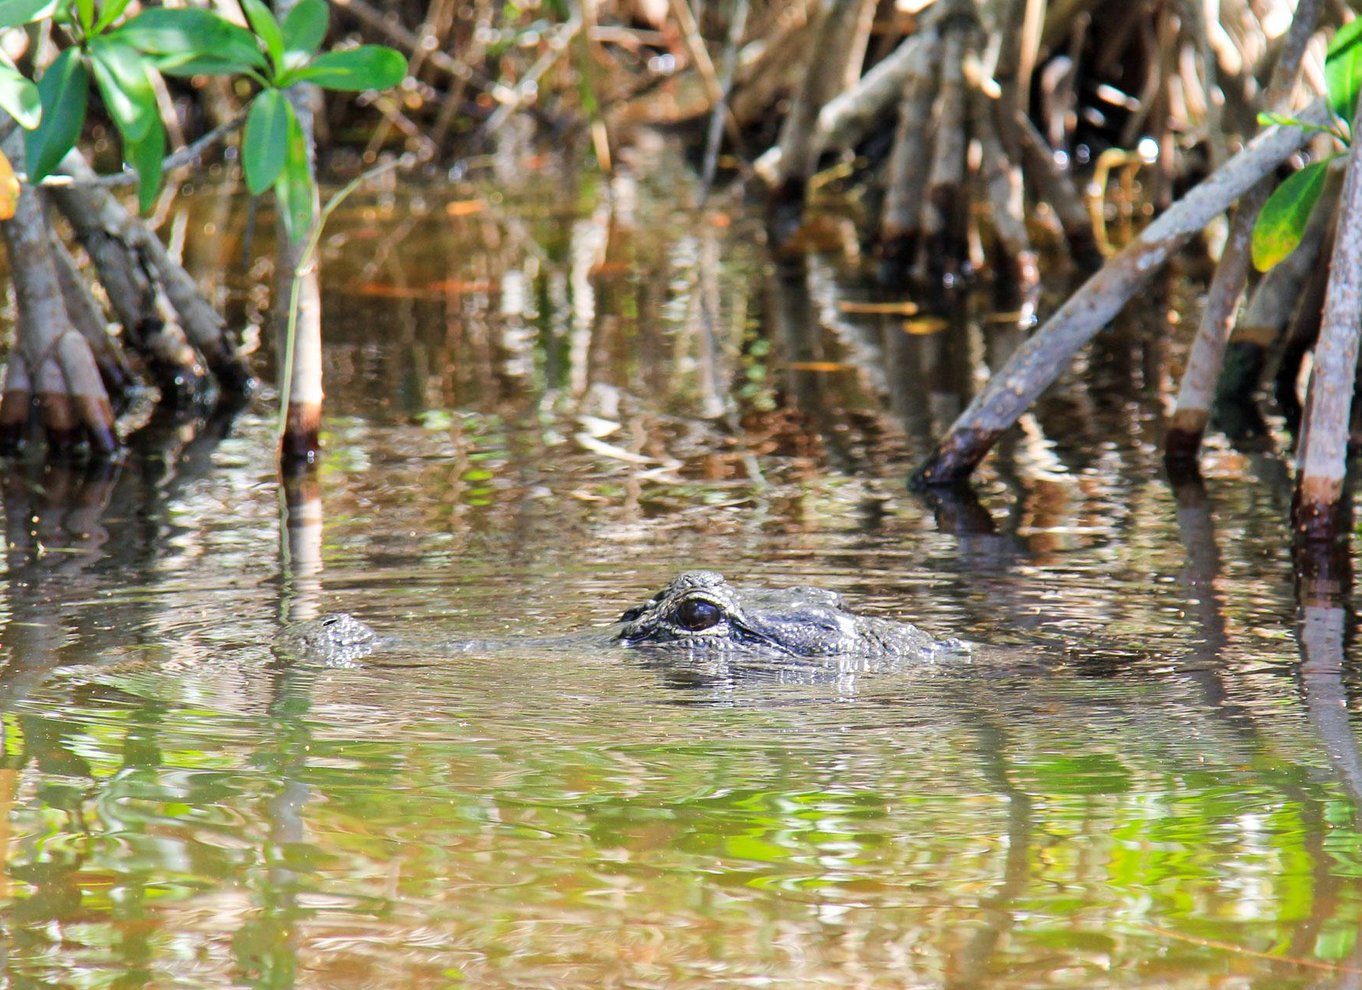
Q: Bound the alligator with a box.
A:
[274,570,969,668]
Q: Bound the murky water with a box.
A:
[3,137,1360,987]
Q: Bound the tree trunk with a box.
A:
[1292,95,1362,543]
[876,27,942,281]
[1215,164,1339,426]
[1014,112,1103,268]
[274,39,324,469]
[972,89,1038,318]
[765,0,877,242]
[912,100,1328,487]
[50,158,204,403]
[47,230,134,399]
[0,163,117,454]
[50,149,254,398]
[1163,0,1321,460]
[920,14,973,288]
[754,27,936,186]
[1273,224,1333,429]
[1163,189,1265,458]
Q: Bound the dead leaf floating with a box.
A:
[838,300,920,316]
[445,199,486,217]
[902,316,950,335]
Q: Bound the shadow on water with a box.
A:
[2,154,1362,987]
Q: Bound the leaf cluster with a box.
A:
[1251,21,1362,271]
[0,0,405,235]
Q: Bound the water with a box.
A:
[3,137,1360,987]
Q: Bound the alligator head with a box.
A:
[277,571,954,664]
[614,570,939,658]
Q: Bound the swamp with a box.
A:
[2,0,1362,986]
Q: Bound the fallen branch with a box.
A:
[42,111,246,188]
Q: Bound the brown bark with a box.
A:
[1217,165,1339,418]
[47,230,134,399]
[766,0,877,241]
[1292,93,1362,543]
[921,13,975,288]
[51,150,253,397]
[1164,0,1322,461]
[990,0,1042,153]
[1274,225,1334,425]
[49,163,206,401]
[0,172,117,454]
[973,89,1038,318]
[876,27,943,279]
[1164,189,1264,458]
[1014,112,1103,268]
[912,99,1329,487]
[0,352,32,451]
[699,0,750,200]
[729,3,812,130]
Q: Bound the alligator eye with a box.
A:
[676,598,723,631]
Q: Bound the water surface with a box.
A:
[1,139,1359,988]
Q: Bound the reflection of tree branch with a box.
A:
[1298,606,1362,814]
[1167,470,1227,650]
[279,468,325,625]
[1289,508,1362,963]
[1140,923,1362,976]
[0,401,246,709]
[234,668,315,989]
[1293,518,1362,812]
[945,720,1031,989]
[768,258,860,474]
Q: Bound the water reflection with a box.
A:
[0,152,1359,987]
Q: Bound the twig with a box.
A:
[476,13,582,140]
[40,111,247,189]
[669,0,723,106]
[332,0,479,85]
[699,0,749,201]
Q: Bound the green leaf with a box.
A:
[1326,19,1362,125]
[274,102,315,243]
[124,113,165,213]
[0,61,41,129]
[281,0,327,59]
[243,87,288,194]
[290,45,406,91]
[73,0,92,31]
[0,0,61,29]
[116,8,266,72]
[89,35,157,141]
[239,0,284,71]
[148,52,257,77]
[1252,158,1333,272]
[92,0,131,34]
[24,47,88,180]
